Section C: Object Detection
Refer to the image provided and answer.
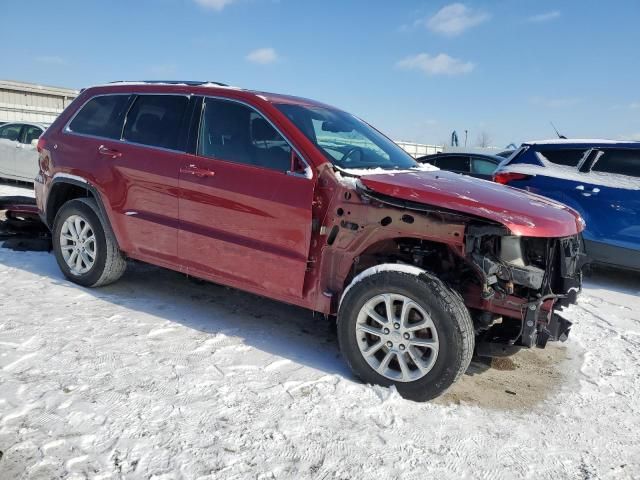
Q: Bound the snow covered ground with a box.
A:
[1,181,640,479]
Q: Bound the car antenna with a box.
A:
[550,121,567,139]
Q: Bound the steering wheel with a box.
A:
[340,146,363,164]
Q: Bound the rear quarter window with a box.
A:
[471,157,497,175]
[535,149,587,167]
[68,94,131,140]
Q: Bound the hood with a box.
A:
[358,170,584,237]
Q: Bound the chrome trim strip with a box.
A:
[62,130,188,155]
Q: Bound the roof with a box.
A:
[87,81,336,109]
[524,138,640,146]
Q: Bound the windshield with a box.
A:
[275,104,419,170]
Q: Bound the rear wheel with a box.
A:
[52,198,126,287]
[338,268,474,401]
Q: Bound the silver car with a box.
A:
[0,122,47,182]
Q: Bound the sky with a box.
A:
[2,0,639,147]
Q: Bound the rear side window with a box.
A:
[123,95,189,150]
[471,157,497,175]
[436,155,470,172]
[592,149,640,178]
[536,149,587,167]
[68,95,130,139]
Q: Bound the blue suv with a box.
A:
[493,140,640,271]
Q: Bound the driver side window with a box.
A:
[198,98,292,172]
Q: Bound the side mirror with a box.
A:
[288,151,310,178]
[31,139,39,147]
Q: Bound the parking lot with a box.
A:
[1,182,639,479]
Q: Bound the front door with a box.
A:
[178,97,314,299]
[15,124,43,181]
[578,148,640,250]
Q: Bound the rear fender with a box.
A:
[46,176,120,249]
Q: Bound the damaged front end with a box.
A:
[465,225,586,355]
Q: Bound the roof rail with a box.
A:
[108,80,229,87]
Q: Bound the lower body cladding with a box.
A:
[464,231,585,356]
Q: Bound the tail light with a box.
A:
[37,137,50,173]
[493,171,531,185]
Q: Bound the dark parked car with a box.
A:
[35,81,584,400]
[494,139,640,271]
[417,152,502,180]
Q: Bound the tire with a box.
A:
[52,198,126,287]
[338,269,474,401]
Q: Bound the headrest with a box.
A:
[252,118,279,142]
[135,113,161,133]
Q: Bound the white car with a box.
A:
[0,122,47,182]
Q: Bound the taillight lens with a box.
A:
[36,137,46,152]
[493,171,530,184]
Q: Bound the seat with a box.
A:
[251,118,290,171]
[130,113,162,146]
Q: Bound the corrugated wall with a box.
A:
[0,81,77,124]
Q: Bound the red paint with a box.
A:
[5,204,40,219]
[493,171,531,185]
[35,82,582,327]
[360,170,584,237]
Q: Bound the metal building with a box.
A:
[0,80,78,125]
[395,140,442,158]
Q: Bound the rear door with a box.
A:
[577,148,640,251]
[0,123,22,178]
[65,93,191,265]
[178,96,314,299]
[15,124,43,180]
[110,93,194,264]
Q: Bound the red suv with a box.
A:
[35,81,585,400]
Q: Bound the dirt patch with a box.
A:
[435,344,577,411]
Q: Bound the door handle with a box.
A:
[576,185,600,196]
[98,145,122,159]
[180,164,215,178]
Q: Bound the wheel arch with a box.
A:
[46,177,120,249]
[337,236,468,297]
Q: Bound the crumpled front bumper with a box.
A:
[521,292,577,348]
[472,234,585,356]
[521,238,584,348]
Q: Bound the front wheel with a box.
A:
[338,268,474,401]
